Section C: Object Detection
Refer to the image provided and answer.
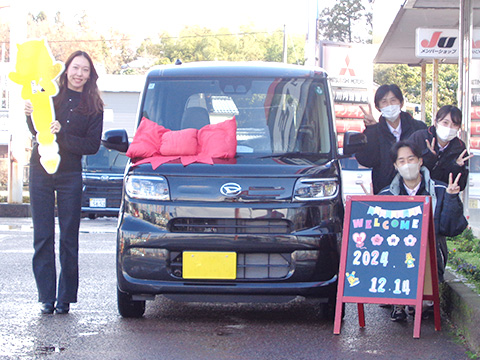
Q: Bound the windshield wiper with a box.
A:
[260,152,325,159]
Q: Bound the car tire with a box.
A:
[117,288,146,318]
[88,213,96,220]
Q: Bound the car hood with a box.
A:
[128,156,339,202]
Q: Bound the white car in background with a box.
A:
[468,148,480,210]
[339,155,372,201]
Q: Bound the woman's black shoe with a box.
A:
[55,302,70,314]
[40,302,55,314]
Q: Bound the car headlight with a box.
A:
[293,178,339,201]
[125,175,170,200]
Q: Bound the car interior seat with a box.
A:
[181,107,210,130]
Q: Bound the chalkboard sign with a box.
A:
[342,197,425,299]
[334,195,441,338]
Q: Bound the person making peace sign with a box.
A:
[378,141,468,321]
[355,84,427,194]
[408,105,473,191]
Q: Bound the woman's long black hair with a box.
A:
[54,50,104,116]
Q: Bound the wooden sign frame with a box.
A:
[333,195,441,338]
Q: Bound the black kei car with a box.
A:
[81,145,128,219]
[102,62,365,318]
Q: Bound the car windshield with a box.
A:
[141,77,332,155]
[82,146,129,172]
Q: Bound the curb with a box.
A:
[442,271,480,354]
[0,203,31,217]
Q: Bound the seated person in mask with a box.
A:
[408,105,473,191]
[356,84,427,194]
[379,141,468,322]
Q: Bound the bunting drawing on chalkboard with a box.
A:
[366,204,422,218]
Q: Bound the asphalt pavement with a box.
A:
[0,216,478,359]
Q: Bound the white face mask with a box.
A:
[436,124,458,142]
[397,162,421,181]
[380,104,401,122]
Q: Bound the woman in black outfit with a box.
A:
[408,105,472,191]
[25,51,103,314]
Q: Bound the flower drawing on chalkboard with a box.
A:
[404,234,417,247]
[371,234,384,246]
[352,232,367,248]
[387,234,400,246]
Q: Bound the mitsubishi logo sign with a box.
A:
[339,55,355,76]
[321,42,374,88]
[220,182,242,196]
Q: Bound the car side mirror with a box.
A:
[342,131,367,156]
[102,129,129,153]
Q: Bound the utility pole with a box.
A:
[283,24,288,63]
[458,0,473,216]
[304,0,319,66]
[8,2,27,203]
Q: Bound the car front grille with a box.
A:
[169,218,293,234]
[82,182,123,208]
[170,252,292,280]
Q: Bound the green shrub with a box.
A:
[448,228,480,253]
[448,228,480,293]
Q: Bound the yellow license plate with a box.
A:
[183,251,237,279]
[469,199,478,209]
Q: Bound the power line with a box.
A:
[0,30,285,45]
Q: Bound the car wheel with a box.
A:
[117,288,146,318]
[88,213,96,220]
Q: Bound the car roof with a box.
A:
[145,61,328,79]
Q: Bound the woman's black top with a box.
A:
[27,88,103,173]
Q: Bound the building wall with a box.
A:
[101,91,140,137]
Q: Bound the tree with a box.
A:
[374,63,458,124]
[0,21,9,61]
[30,11,47,23]
[25,11,135,74]
[138,25,305,67]
[2,11,305,74]
[318,0,372,43]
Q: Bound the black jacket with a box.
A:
[378,167,468,238]
[408,126,469,191]
[27,88,103,173]
[378,167,468,282]
[355,111,427,194]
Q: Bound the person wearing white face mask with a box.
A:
[379,141,468,322]
[356,84,427,194]
[408,105,473,191]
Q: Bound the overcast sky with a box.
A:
[4,0,402,45]
[14,0,316,39]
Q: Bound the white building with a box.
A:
[98,74,144,137]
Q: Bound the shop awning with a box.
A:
[374,0,480,65]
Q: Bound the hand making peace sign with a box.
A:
[455,149,474,167]
[426,138,473,167]
[359,103,377,126]
[425,137,437,156]
[446,172,461,194]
